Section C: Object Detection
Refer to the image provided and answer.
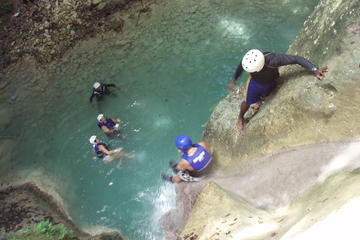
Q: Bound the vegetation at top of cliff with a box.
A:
[10,220,78,240]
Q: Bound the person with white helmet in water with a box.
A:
[162,135,212,183]
[89,135,133,163]
[97,114,122,138]
[227,49,328,132]
[89,82,119,103]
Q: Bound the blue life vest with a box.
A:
[92,83,108,95]
[182,144,212,172]
[98,118,116,130]
[93,142,109,158]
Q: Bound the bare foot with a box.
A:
[237,118,244,132]
[253,101,262,111]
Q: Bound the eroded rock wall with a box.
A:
[180,171,360,240]
[203,0,360,171]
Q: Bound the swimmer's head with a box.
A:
[175,135,192,152]
[89,135,97,144]
[97,114,105,122]
[242,49,265,73]
[93,82,101,89]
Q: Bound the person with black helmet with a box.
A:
[227,49,328,132]
[162,135,212,183]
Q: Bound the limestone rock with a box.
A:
[203,0,360,171]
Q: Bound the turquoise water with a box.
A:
[6,0,318,239]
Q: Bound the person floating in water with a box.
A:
[89,82,119,103]
[227,49,329,132]
[97,114,122,139]
[89,135,133,163]
[162,135,212,183]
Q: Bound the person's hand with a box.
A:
[227,80,236,94]
[315,66,328,80]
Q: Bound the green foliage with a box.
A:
[32,221,76,239]
[20,228,31,234]
[13,221,77,240]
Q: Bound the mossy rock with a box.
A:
[108,15,125,32]
[96,2,107,10]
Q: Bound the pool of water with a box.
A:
[6,0,318,239]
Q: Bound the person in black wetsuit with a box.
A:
[227,49,328,132]
[89,82,119,103]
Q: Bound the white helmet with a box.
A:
[97,114,104,122]
[89,135,97,144]
[93,82,101,89]
[242,49,265,73]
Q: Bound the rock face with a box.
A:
[181,171,360,240]
[175,0,360,239]
[0,0,148,68]
[0,182,123,240]
[203,0,360,171]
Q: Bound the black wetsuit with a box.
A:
[89,83,117,102]
[233,52,319,84]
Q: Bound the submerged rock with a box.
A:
[0,106,12,130]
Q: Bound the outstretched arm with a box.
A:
[89,93,95,102]
[99,145,113,155]
[268,53,328,79]
[268,53,318,71]
[228,63,244,93]
[101,125,115,134]
[106,83,121,91]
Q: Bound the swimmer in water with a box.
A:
[89,135,133,163]
[162,135,213,183]
[97,114,123,139]
[89,82,120,103]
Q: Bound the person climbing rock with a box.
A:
[89,82,119,102]
[227,49,328,132]
[97,114,122,139]
[89,135,133,163]
[162,135,212,183]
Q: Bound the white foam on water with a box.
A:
[153,115,172,130]
[134,150,147,163]
[219,19,250,42]
[148,183,176,239]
